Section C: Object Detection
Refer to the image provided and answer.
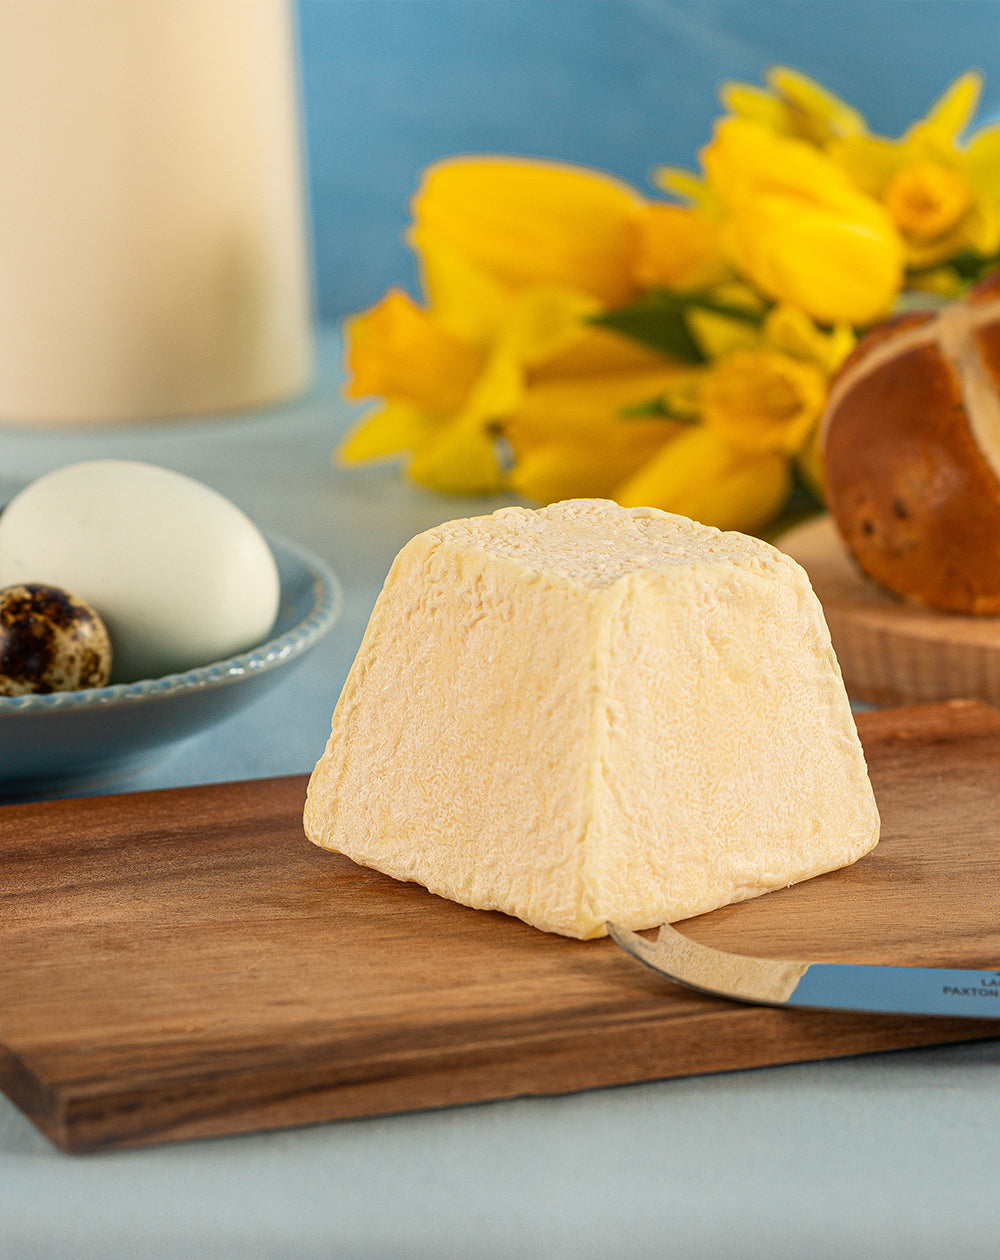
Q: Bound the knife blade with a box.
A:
[607,921,1000,1020]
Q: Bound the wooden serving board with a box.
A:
[780,515,1000,708]
[4,700,1000,1154]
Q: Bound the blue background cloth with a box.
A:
[295,0,1000,323]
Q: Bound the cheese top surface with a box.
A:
[434,500,785,589]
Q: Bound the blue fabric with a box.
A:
[296,0,1000,321]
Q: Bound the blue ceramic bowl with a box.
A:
[0,533,342,794]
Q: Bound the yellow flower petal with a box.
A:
[343,290,482,413]
[918,71,982,143]
[633,202,730,291]
[407,413,506,496]
[616,425,791,534]
[764,66,867,143]
[724,199,902,325]
[416,236,510,345]
[685,306,761,360]
[703,118,904,324]
[504,361,686,501]
[830,74,1000,269]
[498,286,602,367]
[507,367,686,444]
[700,349,826,456]
[704,117,850,207]
[338,401,432,465]
[956,197,1000,257]
[830,133,905,199]
[652,166,713,206]
[409,156,644,306]
[883,160,972,242]
[718,82,788,131]
[529,321,679,382]
[720,67,866,147]
[508,426,673,503]
[967,125,1000,199]
[761,305,855,376]
[465,344,525,423]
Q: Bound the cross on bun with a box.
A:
[821,272,1000,614]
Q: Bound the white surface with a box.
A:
[2,329,998,1258]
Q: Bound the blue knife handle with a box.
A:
[792,964,1000,1019]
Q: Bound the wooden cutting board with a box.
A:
[4,700,1000,1154]
[779,515,1000,708]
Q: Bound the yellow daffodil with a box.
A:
[699,348,827,457]
[339,289,502,494]
[343,288,481,420]
[612,301,847,532]
[341,264,695,504]
[719,66,867,148]
[759,303,855,378]
[680,282,768,359]
[338,156,663,496]
[690,117,905,325]
[502,326,692,502]
[832,72,1000,268]
[408,156,645,306]
[612,347,816,533]
[337,67,1000,541]
[616,424,792,535]
[340,267,605,495]
[632,202,730,292]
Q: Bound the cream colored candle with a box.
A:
[0,0,313,424]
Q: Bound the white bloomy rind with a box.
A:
[304,500,879,939]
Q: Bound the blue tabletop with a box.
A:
[2,329,999,1260]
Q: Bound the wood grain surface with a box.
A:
[3,699,1000,1154]
[779,515,1000,707]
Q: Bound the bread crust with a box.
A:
[822,278,1000,614]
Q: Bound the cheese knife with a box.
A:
[607,921,1000,1020]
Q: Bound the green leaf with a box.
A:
[929,251,1000,282]
[900,255,1000,303]
[593,293,706,361]
[591,289,766,363]
[620,395,699,423]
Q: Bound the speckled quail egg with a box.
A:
[0,583,112,695]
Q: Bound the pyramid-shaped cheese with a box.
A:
[304,499,879,938]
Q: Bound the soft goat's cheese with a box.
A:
[304,499,879,939]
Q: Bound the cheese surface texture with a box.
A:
[304,499,879,938]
